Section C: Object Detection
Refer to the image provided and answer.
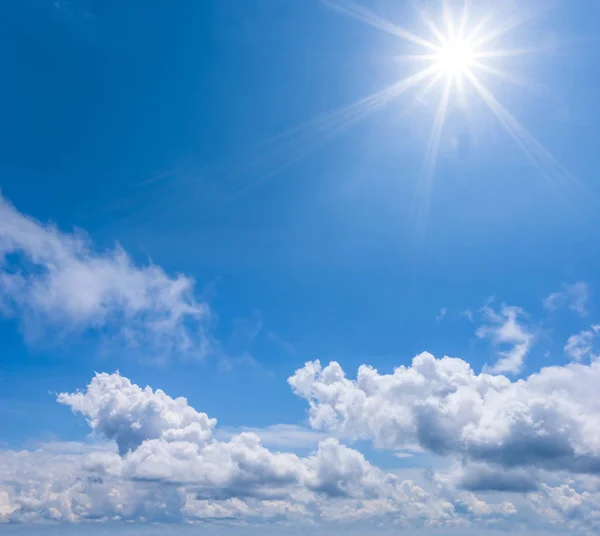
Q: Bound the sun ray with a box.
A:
[473,46,556,59]
[441,0,457,42]
[316,0,588,235]
[468,3,552,50]
[413,1,448,46]
[463,68,583,202]
[470,61,535,89]
[102,0,587,236]
[412,78,452,235]
[393,53,444,64]
[195,64,442,212]
[323,0,440,52]
[457,0,471,38]
[235,0,582,223]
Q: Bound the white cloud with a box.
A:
[528,478,600,533]
[564,325,600,362]
[1,373,458,527]
[544,282,590,317]
[56,373,424,502]
[476,304,533,374]
[0,194,211,360]
[3,368,600,531]
[289,353,600,476]
[436,308,447,322]
[216,424,329,450]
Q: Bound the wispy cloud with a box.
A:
[477,304,534,374]
[460,308,474,322]
[267,330,296,355]
[544,282,590,317]
[436,308,447,322]
[0,194,212,361]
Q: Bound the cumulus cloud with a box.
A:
[528,479,600,533]
[0,442,506,528]
[3,368,600,531]
[215,424,328,450]
[56,373,418,502]
[289,353,600,476]
[1,373,462,527]
[544,282,590,317]
[433,462,540,493]
[0,194,211,359]
[564,325,600,362]
[476,304,533,374]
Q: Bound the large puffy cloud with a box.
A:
[0,443,505,528]
[0,439,507,528]
[0,194,210,359]
[289,353,600,476]
[1,373,464,526]
[56,373,420,502]
[4,370,600,531]
[58,372,217,455]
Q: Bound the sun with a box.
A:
[434,39,476,77]
[316,0,573,235]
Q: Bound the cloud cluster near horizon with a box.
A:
[0,356,598,533]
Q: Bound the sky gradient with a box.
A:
[1,0,600,534]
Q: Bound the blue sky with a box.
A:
[1,0,600,533]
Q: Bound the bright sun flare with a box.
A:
[318,0,573,233]
[232,2,574,238]
[435,40,475,76]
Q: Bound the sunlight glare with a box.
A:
[319,0,581,237]
[434,39,475,77]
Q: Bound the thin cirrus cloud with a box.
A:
[0,194,212,360]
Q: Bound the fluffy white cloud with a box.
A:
[215,424,328,449]
[544,282,590,317]
[3,369,600,532]
[1,373,461,527]
[289,352,600,476]
[476,304,533,374]
[58,372,217,455]
[564,325,600,361]
[0,194,211,359]
[528,478,600,533]
[0,444,189,524]
[56,373,426,503]
[0,442,504,528]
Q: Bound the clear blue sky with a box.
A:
[1,0,600,533]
